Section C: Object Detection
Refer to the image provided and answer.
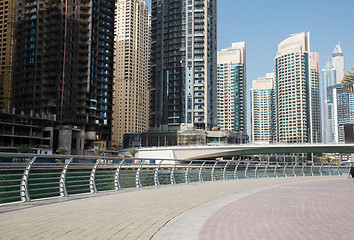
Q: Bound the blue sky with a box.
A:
[146,0,354,134]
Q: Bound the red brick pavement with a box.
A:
[199,179,354,240]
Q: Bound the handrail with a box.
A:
[0,153,348,205]
[115,159,125,190]
[185,161,193,184]
[59,157,73,197]
[20,156,37,202]
[199,161,206,182]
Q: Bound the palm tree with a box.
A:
[128,147,138,158]
[257,154,267,162]
[92,146,105,156]
[341,67,354,91]
[318,156,329,163]
[17,144,33,153]
[56,146,69,155]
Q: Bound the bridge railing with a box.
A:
[0,153,350,204]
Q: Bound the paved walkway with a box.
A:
[0,177,350,239]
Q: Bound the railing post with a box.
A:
[234,161,240,180]
[292,162,297,177]
[283,163,288,177]
[274,163,279,178]
[310,163,314,176]
[59,157,73,197]
[185,161,193,183]
[302,163,306,177]
[170,163,176,185]
[265,162,269,178]
[320,163,323,176]
[20,156,37,202]
[199,161,206,182]
[223,162,230,180]
[90,159,100,193]
[211,161,219,181]
[135,160,144,188]
[154,160,163,187]
[245,162,250,179]
[115,159,125,190]
[328,163,333,176]
[255,162,259,178]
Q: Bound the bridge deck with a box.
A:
[0,177,351,239]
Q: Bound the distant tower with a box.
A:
[331,87,354,143]
[274,32,321,143]
[251,73,274,143]
[217,42,246,133]
[112,0,150,148]
[322,61,336,143]
[332,42,345,84]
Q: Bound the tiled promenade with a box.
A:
[0,176,352,239]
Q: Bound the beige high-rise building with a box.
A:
[217,42,246,133]
[251,73,274,143]
[0,0,16,111]
[274,32,321,143]
[112,0,150,148]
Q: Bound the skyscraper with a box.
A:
[331,86,354,143]
[322,61,336,143]
[13,0,115,153]
[0,0,16,111]
[332,42,345,84]
[274,32,321,143]
[112,0,150,148]
[309,52,321,143]
[251,73,274,143]
[150,0,217,131]
[217,42,246,133]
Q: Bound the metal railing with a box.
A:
[0,153,351,204]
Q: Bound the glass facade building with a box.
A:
[217,42,246,133]
[331,86,354,143]
[274,32,321,143]
[150,0,217,131]
[322,61,336,143]
[251,73,274,143]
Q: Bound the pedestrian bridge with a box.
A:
[134,143,354,160]
[0,153,353,239]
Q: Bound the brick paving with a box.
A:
[0,177,345,239]
[199,178,354,240]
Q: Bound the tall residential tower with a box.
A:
[322,61,336,143]
[150,0,217,131]
[0,0,16,111]
[13,0,115,153]
[251,73,274,143]
[274,32,321,143]
[112,0,150,148]
[217,42,246,133]
[332,42,345,84]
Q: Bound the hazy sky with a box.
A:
[145,0,354,134]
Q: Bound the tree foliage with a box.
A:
[341,67,354,91]
[56,146,69,155]
[17,144,33,153]
[128,147,138,158]
[92,146,105,156]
